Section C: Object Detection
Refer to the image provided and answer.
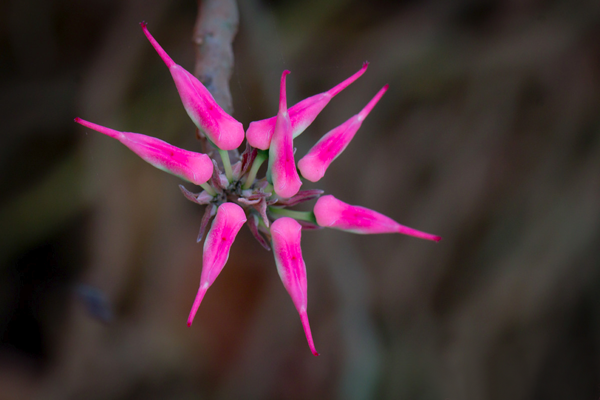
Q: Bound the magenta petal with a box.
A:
[188,202,247,326]
[270,217,319,356]
[267,71,302,198]
[75,118,213,186]
[247,63,369,150]
[314,195,441,241]
[141,23,244,150]
[298,85,388,182]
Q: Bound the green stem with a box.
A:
[200,183,217,197]
[268,207,316,223]
[243,151,268,190]
[257,217,268,230]
[263,183,274,194]
[218,149,233,183]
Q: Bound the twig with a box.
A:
[193,0,239,114]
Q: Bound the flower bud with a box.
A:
[267,71,302,198]
[188,202,247,326]
[142,23,244,150]
[271,217,319,356]
[314,195,441,241]
[247,63,368,150]
[298,85,388,182]
[75,118,213,186]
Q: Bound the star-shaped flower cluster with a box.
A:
[75,23,441,356]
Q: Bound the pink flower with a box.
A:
[76,23,442,356]
[188,202,247,326]
[314,195,442,241]
[246,63,368,150]
[298,84,388,182]
[74,117,213,186]
[141,23,244,150]
[267,71,302,198]
[271,217,319,356]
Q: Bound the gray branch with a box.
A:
[193,0,239,114]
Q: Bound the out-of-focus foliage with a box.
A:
[1,0,600,399]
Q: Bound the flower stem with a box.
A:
[268,207,316,223]
[257,217,268,230]
[243,151,268,189]
[200,182,217,196]
[218,149,233,182]
[263,182,274,194]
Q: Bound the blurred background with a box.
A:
[1,0,600,399]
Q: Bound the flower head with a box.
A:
[75,23,441,356]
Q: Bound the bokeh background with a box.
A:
[2,0,600,399]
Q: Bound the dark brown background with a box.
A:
[1,0,600,399]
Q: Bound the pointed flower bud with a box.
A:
[270,217,319,356]
[247,63,368,150]
[314,195,441,241]
[75,118,213,186]
[188,202,247,326]
[267,71,302,198]
[141,23,244,150]
[298,85,388,182]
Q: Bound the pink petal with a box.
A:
[270,217,319,356]
[141,23,244,150]
[188,202,247,326]
[75,118,213,186]
[267,71,302,198]
[298,85,388,182]
[247,63,369,150]
[314,195,441,241]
